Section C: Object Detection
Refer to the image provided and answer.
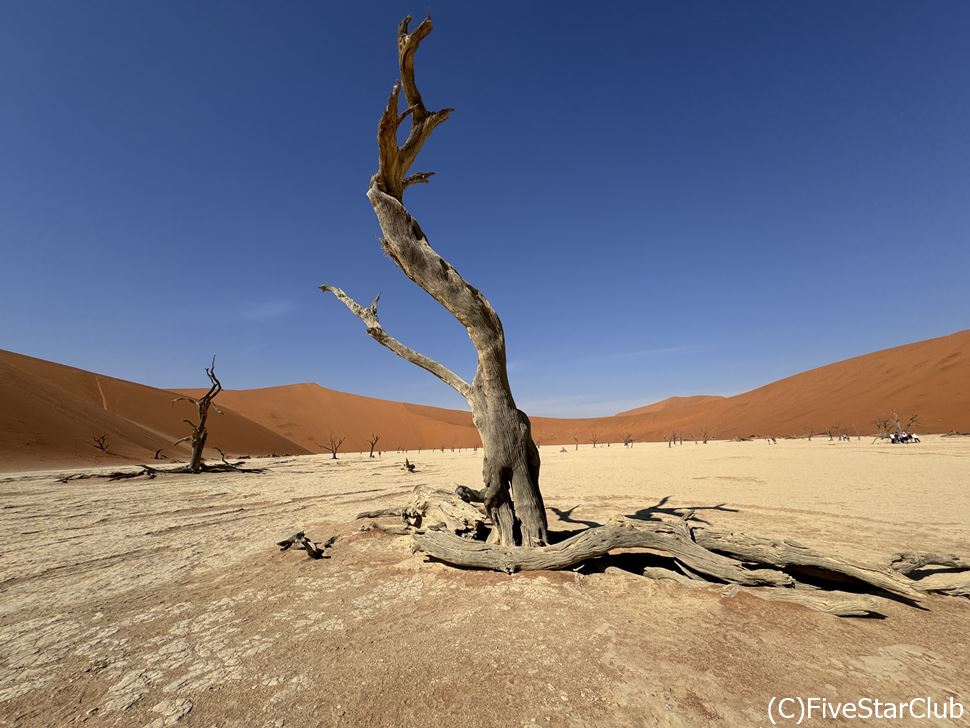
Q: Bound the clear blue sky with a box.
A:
[2,1,968,416]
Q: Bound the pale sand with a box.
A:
[1,437,968,726]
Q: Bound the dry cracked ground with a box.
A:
[1,438,969,727]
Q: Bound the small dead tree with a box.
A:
[92,434,109,452]
[172,356,223,473]
[622,433,633,448]
[701,430,710,444]
[325,434,346,460]
[368,433,381,458]
[590,433,599,449]
[573,436,579,451]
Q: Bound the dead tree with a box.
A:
[590,433,599,449]
[701,430,710,444]
[172,356,223,473]
[92,434,109,452]
[311,18,970,616]
[873,412,919,443]
[325,434,346,460]
[622,433,633,448]
[368,433,381,458]
[572,436,579,451]
[322,16,549,545]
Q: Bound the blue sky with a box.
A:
[2,1,968,417]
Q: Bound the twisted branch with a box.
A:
[320,285,471,398]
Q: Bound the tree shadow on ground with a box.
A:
[550,505,601,529]
[626,494,738,525]
[545,497,740,544]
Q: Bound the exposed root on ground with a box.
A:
[57,459,266,483]
[355,485,970,617]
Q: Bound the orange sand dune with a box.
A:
[3,329,968,468]
[615,395,725,417]
[0,350,309,470]
[533,328,970,444]
[186,329,970,453]
[175,383,480,455]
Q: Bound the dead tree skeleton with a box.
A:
[172,356,223,473]
[322,16,547,546]
[368,433,381,458]
[325,434,346,460]
[333,18,970,616]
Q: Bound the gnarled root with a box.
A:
[365,486,969,617]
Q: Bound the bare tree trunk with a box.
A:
[321,17,550,546]
[172,356,222,474]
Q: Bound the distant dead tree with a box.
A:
[806,429,815,442]
[590,433,599,448]
[874,417,891,441]
[325,434,346,459]
[92,434,109,452]
[622,433,633,448]
[368,433,381,458]
[573,435,579,451]
[873,412,919,444]
[851,424,861,441]
[172,356,223,474]
[701,430,710,444]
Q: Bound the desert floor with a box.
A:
[1,437,969,727]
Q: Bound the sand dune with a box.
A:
[615,394,725,417]
[0,350,309,470]
[587,327,970,442]
[194,329,970,451]
[174,382,481,455]
[2,329,968,469]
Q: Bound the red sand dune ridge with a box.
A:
[2,329,968,469]
[0,351,308,470]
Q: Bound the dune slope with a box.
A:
[2,328,968,467]
[0,350,309,470]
